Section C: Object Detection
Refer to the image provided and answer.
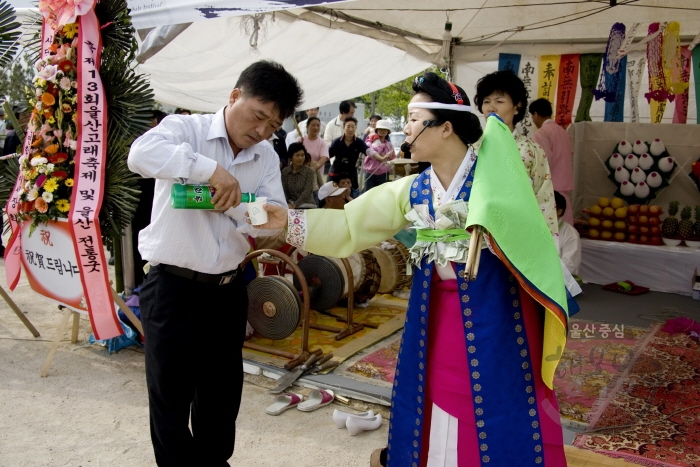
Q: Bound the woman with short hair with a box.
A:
[280,142,316,209]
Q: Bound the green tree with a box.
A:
[0,53,34,109]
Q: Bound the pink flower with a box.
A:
[35,174,47,188]
[39,0,95,26]
[53,128,63,139]
[34,64,58,83]
[59,77,71,91]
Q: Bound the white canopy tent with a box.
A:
[130,0,700,119]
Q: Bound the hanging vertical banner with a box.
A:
[663,22,688,97]
[646,22,668,123]
[693,47,700,124]
[605,55,627,122]
[672,46,692,124]
[626,51,646,123]
[517,55,538,137]
[538,55,560,102]
[594,23,626,103]
[554,54,579,128]
[498,53,521,74]
[575,54,603,122]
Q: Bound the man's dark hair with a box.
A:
[343,117,358,127]
[234,60,303,120]
[175,108,191,115]
[528,98,553,118]
[287,142,310,163]
[153,110,168,124]
[330,172,353,184]
[369,114,382,122]
[411,72,483,147]
[554,191,567,215]
[474,70,528,126]
[339,100,356,114]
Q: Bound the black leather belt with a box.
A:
[162,264,239,285]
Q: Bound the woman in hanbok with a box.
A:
[259,72,569,467]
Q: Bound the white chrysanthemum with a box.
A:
[59,77,71,91]
[26,189,39,201]
[46,163,55,173]
[42,191,53,203]
[18,155,27,167]
[35,101,43,111]
[38,166,46,173]
[30,157,48,167]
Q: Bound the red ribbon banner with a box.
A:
[69,9,121,340]
[555,54,580,129]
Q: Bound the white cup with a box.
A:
[247,197,268,225]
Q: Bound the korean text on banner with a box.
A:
[517,55,538,137]
[555,55,579,128]
[575,54,602,122]
[538,55,560,102]
[498,53,521,74]
[626,52,646,123]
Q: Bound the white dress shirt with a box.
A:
[127,107,284,274]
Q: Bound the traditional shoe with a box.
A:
[332,409,375,428]
[297,389,334,412]
[265,393,303,416]
[346,413,383,435]
[369,447,387,467]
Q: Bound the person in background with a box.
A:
[323,100,357,144]
[128,60,302,467]
[317,180,349,209]
[0,107,6,153]
[554,191,581,276]
[327,117,377,191]
[270,127,288,168]
[473,70,558,237]
[333,172,356,201]
[362,119,395,192]
[296,116,328,199]
[529,98,575,225]
[363,114,382,139]
[3,106,31,157]
[174,108,191,115]
[281,142,317,209]
[286,107,325,146]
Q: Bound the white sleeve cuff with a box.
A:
[286,209,308,249]
[190,152,218,183]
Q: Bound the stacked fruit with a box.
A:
[628,204,662,245]
[587,197,627,242]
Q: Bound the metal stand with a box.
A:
[241,249,322,370]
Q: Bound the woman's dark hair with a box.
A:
[554,191,567,215]
[369,114,382,122]
[474,70,528,126]
[343,117,358,127]
[152,110,168,124]
[287,142,310,163]
[234,60,303,120]
[411,72,483,147]
[306,116,320,126]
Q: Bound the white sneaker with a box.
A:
[346,413,383,435]
[332,409,374,428]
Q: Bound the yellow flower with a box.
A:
[47,116,55,125]
[63,23,79,39]
[55,199,70,212]
[43,177,59,193]
[65,178,74,187]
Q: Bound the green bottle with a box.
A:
[170,184,256,209]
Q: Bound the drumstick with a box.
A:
[472,232,483,280]
[465,226,480,279]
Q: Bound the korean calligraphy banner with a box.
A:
[626,51,646,123]
[517,55,538,137]
[498,53,521,74]
[538,55,560,102]
[605,55,627,122]
[575,54,602,122]
[554,54,579,128]
[673,46,692,124]
[646,22,669,124]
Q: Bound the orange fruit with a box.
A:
[602,207,615,217]
[610,198,625,209]
[614,207,627,218]
[598,197,611,208]
[589,217,601,227]
[590,206,602,216]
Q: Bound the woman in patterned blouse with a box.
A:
[473,70,558,237]
[281,142,317,209]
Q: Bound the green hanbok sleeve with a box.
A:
[286,175,417,257]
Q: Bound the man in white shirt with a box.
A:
[128,60,303,467]
[323,100,356,144]
[554,191,581,276]
[285,107,325,146]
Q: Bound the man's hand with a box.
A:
[208,164,242,210]
[251,204,288,229]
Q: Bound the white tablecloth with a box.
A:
[580,239,700,296]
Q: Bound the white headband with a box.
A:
[408,102,473,112]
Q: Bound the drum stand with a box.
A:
[241,249,322,370]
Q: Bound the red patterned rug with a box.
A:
[554,320,656,428]
[574,330,700,466]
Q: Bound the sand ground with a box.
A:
[0,262,388,466]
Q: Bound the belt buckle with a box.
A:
[219,272,235,285]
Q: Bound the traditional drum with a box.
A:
[369,239,412,294]
[329,249,382,304]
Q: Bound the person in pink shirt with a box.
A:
[529,98,575,225]
[296,116,329,195]
[361,119,395,192]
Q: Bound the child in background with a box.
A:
[362,119,395,192]
[555,190,581,276]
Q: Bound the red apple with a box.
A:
[650,226,661,236]
[628,234,638,243]
[639,215,649,224]
[628,225,639,234]
[639,205,649,213]
[639,226,649,234]
[628,204,640,214]
[628,215,638,225]
[639,235,650,244]
[649,216,660,226]
[651,236,662,246]
[649,205,662,215]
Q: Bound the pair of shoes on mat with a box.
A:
[333,409,383,435]
[265,389,334,416]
